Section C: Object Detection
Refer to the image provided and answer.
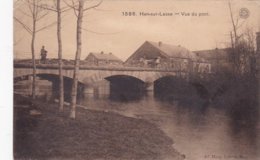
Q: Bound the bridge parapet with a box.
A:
[14,57,213,75]
[14,62,185,73]
[14,60,213,86]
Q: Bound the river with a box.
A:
[77,94,260,160]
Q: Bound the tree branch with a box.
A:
[83,0,102,11]
[36,21,57,33]
[93,7,113,12]
[61,7,72,13]
[236,19,246,30]
[63,0,79,11]
[36,11,49,21]
[60,6,72,12]
[235,17,240,27]
[18,8,33,18]
[39,4,58,12]
[14,16,33,35]
[53,0,57,8]
[82,27,120,35]
[28,0,74,13]
[228,1,238,45]
[14,36,24,46]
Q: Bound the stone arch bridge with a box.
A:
[14,63,214,101]
[14,64,189,87]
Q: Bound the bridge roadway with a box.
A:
[14,63,189,86]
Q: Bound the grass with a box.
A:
[14,95,184,160]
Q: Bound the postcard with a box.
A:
[13,0,260,160]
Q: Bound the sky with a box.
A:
[14,0,260,61]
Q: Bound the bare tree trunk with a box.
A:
[57,0,64,111]
[31,11,36,99]
[70,0,84,119]
[230,31,234,49]
[228,1,237,46]
[230,31,237,73]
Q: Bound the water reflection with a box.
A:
[227,98,259,153]
[109,92,145,102]
[77,92,260,160]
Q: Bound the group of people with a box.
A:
[139,56,161,67]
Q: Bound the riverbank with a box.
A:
[14,95,184,160]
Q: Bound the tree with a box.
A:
[39,0,71,111]
[227,1,256,75]
[64,0,102,119]
[16,0,71,109]
[14,0,53,99]
[56,0,64,111]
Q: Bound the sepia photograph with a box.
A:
[13,0,260,159]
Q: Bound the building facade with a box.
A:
[85,52,123,66]
[193,48,232,73]
[125,41,211,73]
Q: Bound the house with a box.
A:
[125,41,211,73]
[194,46,259,74]
[85,51,123,66]
[194,32,260,74]
[193,48,232,73]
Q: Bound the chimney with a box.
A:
[256,32,260,53]
[158,41,162,47]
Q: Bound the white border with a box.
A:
[0,1,13,160]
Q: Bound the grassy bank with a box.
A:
[14,95,184,160]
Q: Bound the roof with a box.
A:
[86,52,123,62]
[147,41,198,59]
[193,48,231,60]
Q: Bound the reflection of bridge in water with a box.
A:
[14,61,211,101]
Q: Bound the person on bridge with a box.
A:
[40,46,47,64]
[155,56,161,67]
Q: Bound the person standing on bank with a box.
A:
[40,46,47,64]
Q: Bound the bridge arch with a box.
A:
[154,75,192,99]
[154,75,210,106]
[14,73,86,101]
[105,75,144,83]
[84,71,147,84]
[14,68,85,84]
[104,75,146,101]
